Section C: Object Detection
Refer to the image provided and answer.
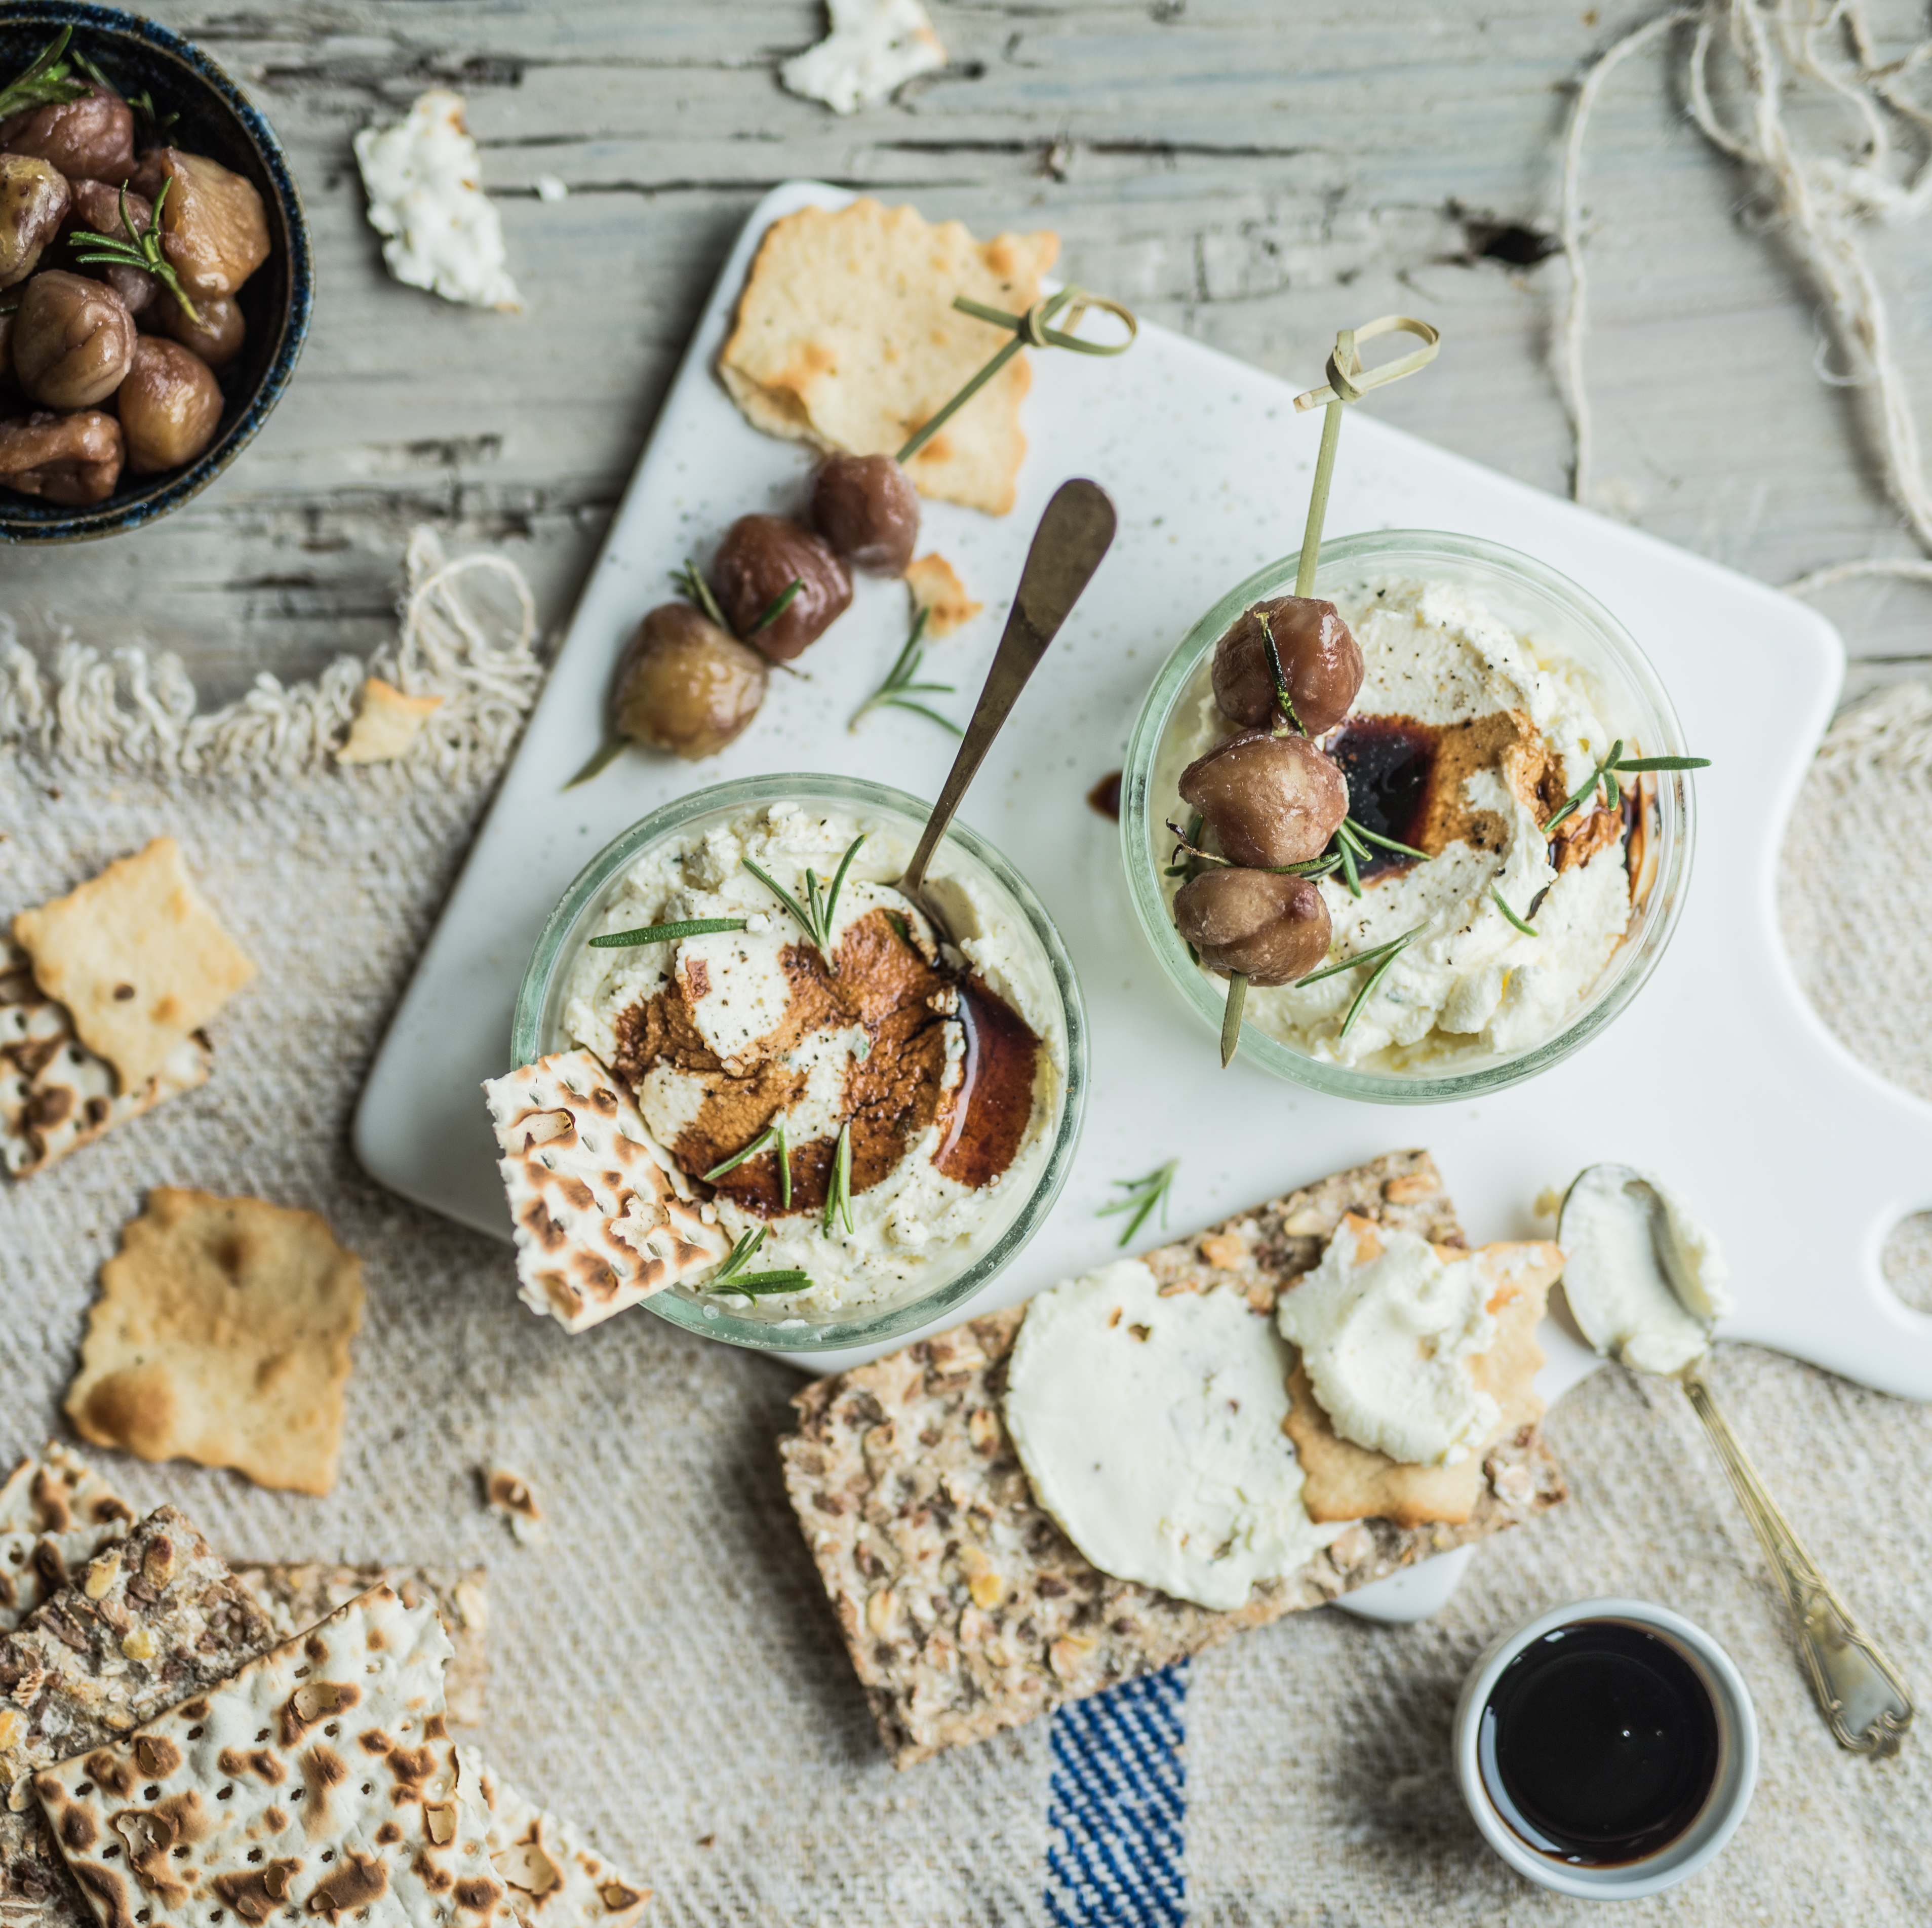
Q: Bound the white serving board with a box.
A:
[356,182,1932,1624]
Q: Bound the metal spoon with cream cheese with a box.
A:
[1558,1162,1914,1756]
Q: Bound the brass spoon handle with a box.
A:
[1679,1358,1913,1754]
[899,478,1117,905]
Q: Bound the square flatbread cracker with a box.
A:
[0,1506,276,1928]
[718,198,1059,515]
[232,1565,489,1731]
[779,1150,1568,1766]
[485,1050,730,1335]
[2,943,212,1180]
[35,1584,516,1928]
[460,1747,651,1928]
[64,1189,365,1496]
[1282,1215,1564,1529]
[11,840,255,1094]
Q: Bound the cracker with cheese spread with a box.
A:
[718,198,1058,515]
[778,1150,1567,1765]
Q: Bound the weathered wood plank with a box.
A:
[0,0,1923,708]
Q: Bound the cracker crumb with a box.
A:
[486,1468,547,1545]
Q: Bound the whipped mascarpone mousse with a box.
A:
[560,802,1062,1319]
[1157,576,1640,1071]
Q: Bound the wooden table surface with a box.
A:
[7,0,1928,714]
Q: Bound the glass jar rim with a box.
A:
[511,771,1089,1351]
[1119,529,1697,1103]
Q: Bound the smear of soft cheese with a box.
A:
[781,0,948,114]
[1277,1219,1501,1466]
[1558,1166,1733,1375]
[1003,1262,1345,1611]
[353,90,523,311]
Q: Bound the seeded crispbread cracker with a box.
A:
[0,1507,275,1928]
[64,1189,365,1496]
[36,1585,516,1928]
[459,1746,651,1928]
[11,840,255,1094]
[779,1151,1568,1766]
[717,199,1059,515]
[485,1050,730,1335]
[1,945,212,1180]
[1283,1217,1563,1529]
[232,1566,489,1730]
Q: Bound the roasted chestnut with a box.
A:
[149,288,244,368]
[129,148,268,300]
[0,154,71,289]
[1173,869,1332,986]
[810,452,920,576]
[66,179,157,316]
[117,337,223,474]
[0,83,135,183]
[0,409,123,504]
[1212,596,1363,737]
[12,271,135,410]
[1177,731,1349,869]
[712,514,852,662]
[611,604,768,760]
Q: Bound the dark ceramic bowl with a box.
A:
[0,3,311,541]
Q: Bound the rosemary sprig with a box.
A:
[821,1121,853,1236]
[68,180,202,326]
[1491,887,1539,938]
[1338,933,1415,1039]
[587,916,747,949]
[1541,740,1711,836]
[704,1226,813,1296]
[0,28,89,122]
[672,558,730,631]
[1258,613,1305,736]
[850,608,961,736]
[748,577,804,636]
[742,832,865,967]
[1097,1159,1178,1248]
[704,1115,792,1209]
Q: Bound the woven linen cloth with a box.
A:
[3,658,1930,1926]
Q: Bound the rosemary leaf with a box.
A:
[723,1269,815,1296]
[1258,612,1305,735]
[589,916,747,949]
[706,1226,767,1290]
[1296,924,1424,989]
[672,559,730,632]
[1220,970,1248,1067]
[1345,817,1431,861]
[1096,1158,1179,1248]
[1338,933,1414,1039]
[748,577,804,635]
[1490,887,1539,937]
[563,737,625,791]
[1613,755,1712,772]
[822,1120,854,1236]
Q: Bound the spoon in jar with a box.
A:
[897,477,1117,936]
[1557,1162,1914,1755]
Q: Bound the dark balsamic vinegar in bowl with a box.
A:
[1478,1621,1721,1867]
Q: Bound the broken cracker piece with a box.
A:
[486,1469,546,1547]
[780,0,947,115]
[232,1562,489,1729]
[1,942,212,1179]
[10,838,254,1093]
[37,1584,517,1928]
[904,553,982,636]
[718,199,1058,515]
[485,1049,730,1334]
[64,1188,365,1495]
[1282,1235,1561,1529]
[462,1746,652,1928]
[336,674,446,765]
[0,1441,133,1537]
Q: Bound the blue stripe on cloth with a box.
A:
[1044,1661,1190,1927]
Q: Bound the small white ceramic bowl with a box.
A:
[1452,1597,1759,1900]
